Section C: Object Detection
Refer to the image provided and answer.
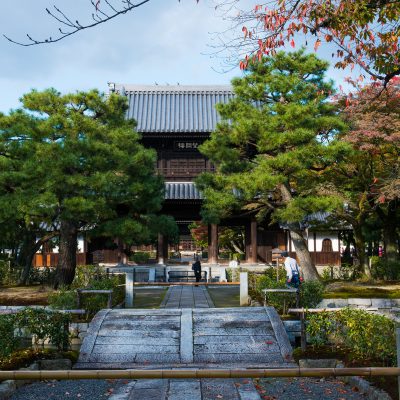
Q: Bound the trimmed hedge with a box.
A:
[307,307,396,365]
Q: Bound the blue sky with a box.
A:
[0,0,349,113]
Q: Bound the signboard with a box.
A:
[174,141,201,151]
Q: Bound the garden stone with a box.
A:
[39,359,72,370]
[371,298,393,308]
[0,380,16,400]
[317,299,348,308]
[348,298,372,306]
[15,363,39,388]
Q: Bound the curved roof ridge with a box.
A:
[114,84,233,94]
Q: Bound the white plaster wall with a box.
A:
[77,236,84,253]
[36,235,85,254]
[287,231,339,252]
[314,232,339,252]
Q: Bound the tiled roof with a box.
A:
[165,182,202,200]
[112,84,234,133]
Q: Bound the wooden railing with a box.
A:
[156,167,215,180]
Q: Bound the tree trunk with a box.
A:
[277,183,319,281]
[19,232,59,285]
[353,225,370,276]
[54,220,78,288]
[17,231,37,285]
[382,209,399,264]
[290,228,320,281]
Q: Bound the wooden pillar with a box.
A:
[208,224,218,264]
[157,233,166,265]
[250,219,257,263]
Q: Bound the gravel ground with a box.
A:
[255,377,369,399]
[11,379,122,400]
[10,377,374,400]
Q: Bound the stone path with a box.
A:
[160,285,214,308]
[74,288,294,400]
[75,307,293,369]
[109,378,262,400]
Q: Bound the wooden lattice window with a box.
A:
[321,238,333,252]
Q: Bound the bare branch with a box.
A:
[4,0,152,46]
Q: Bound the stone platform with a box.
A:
[75,306,293,369]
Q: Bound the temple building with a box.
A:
[34,84,341,268]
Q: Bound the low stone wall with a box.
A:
[318,298,400,320]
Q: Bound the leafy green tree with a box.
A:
[324,80,400,273]
[197,49,347,280]
[0,89,176,287]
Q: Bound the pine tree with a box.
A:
[197,50,348,280]
[0,89,177,286]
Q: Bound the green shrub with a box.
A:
[300,280,324,308]
[28,267,56,285]
[130,252,150,264]
[306,308,396,365]
[320,267,334,282]
[336,263,361,281]
[0,260,20,286]
[48,288,77,310]
[0,314,20,358]
[370,256,400,280]
[71,265,104,289]
[0,308,71,360]
[248,268,296,313]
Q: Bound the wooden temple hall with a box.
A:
[33,84,341,268]
[108,83,340,267]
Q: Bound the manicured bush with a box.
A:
[300,280,324,308]
[0,260,20,286]
[248,268,296,313]
[48,288,77,310]
[130,251,150,264]
[306,308,396,365]
[48,267,124,318]
[0,314,19,358]
[0,308,71,360]
[370,256,400,280]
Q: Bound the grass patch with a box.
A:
[130,287,167,308]
[207,286,240,307]
[323,282,400,298]
[0,285,54,306]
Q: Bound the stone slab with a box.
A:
[180,309,193,363]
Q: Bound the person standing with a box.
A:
[192,258,202,284]
[281,251,301,289]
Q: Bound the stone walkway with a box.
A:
[75,307,293,369]
[160,285,214,308]
[109,378,262,400]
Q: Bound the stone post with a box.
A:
[240,272,249,306]
[148,267,156,282]
[125,272,134,308]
